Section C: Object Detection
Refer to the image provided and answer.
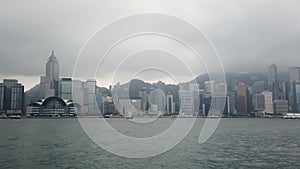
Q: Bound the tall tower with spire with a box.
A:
[46,50,59,90]
[39,51,60,99]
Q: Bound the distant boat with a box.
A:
[104,114,112,118]
[282,113,300,119]
[8,115,21,119]
[124,114,133,119]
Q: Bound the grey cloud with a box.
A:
[0,0,299,88]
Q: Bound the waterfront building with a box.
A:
[253,93,265,112]
[227,91,237,115]
[289,67,300,112]
[262,91,273,114]
[27,96,75,117]
[166,92,175,115]
[237,82,248,116]
[204,81,215,95]
[179,83,200,116]
[273,100,289,114]
[149,88,166,113]
[295,82,300,112]
[59,78,72,100]
[84,79,97,114]
[0,79,24,115]
[102,96,115,115]
[139,87,148,112]
[0,83,5,114]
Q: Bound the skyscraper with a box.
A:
[295,82,300,113]
[46,50,59,89]
[179,83,200,116]
[139,87,148,112]
[268,64,277,90]
[237,82,248,116]
[85,79,97,114]
[289,67,300,112]
[59,78,72,100]
[253,93,265,112]
[166,92,175,115]
[262,91,273,114]
[0,79,24,115]
[0,83,6,114]
[39,51,60,98]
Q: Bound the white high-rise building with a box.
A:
[85,79,96,114]
[179,83,200,116]
[262,91,273,114]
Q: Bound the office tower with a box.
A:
[46,50,59,89]
[289,67,300,112]
[0,79,24,115]
[149,88,165,113]
[102,96,115,115]
[166,92,175,115]
[262,91,273,114]
[39,51,60,98]
[0,84,5,114]
[204,81,215,95]
[273,100,289,114]
[203,96,211,116]
[268,64,277,90]
[253,93,265,112]
[209,96,229,116]
[59,78,72,100]
[275,81,288,100]
[85,79,97,114]
[295,82,300,112]
[179,83,200,116]
[237,82,248,116]
[131,99,142,112]
[227,91,237,115]
[215,83,227,94]
[139,87,148,112]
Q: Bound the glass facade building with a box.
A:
[295,82,300,112]
[60,78,72,100]
[0,79,24,115]
[0,84,5,114]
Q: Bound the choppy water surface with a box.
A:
[0,118,299,169]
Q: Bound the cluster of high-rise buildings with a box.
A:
[233,64,300,116]
[0,51,99,117]
[1,51,300,117]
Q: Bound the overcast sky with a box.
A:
[0,0,300,90]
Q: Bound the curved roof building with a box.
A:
[27,96,75,117]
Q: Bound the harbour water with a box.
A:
[0,118,299,169]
